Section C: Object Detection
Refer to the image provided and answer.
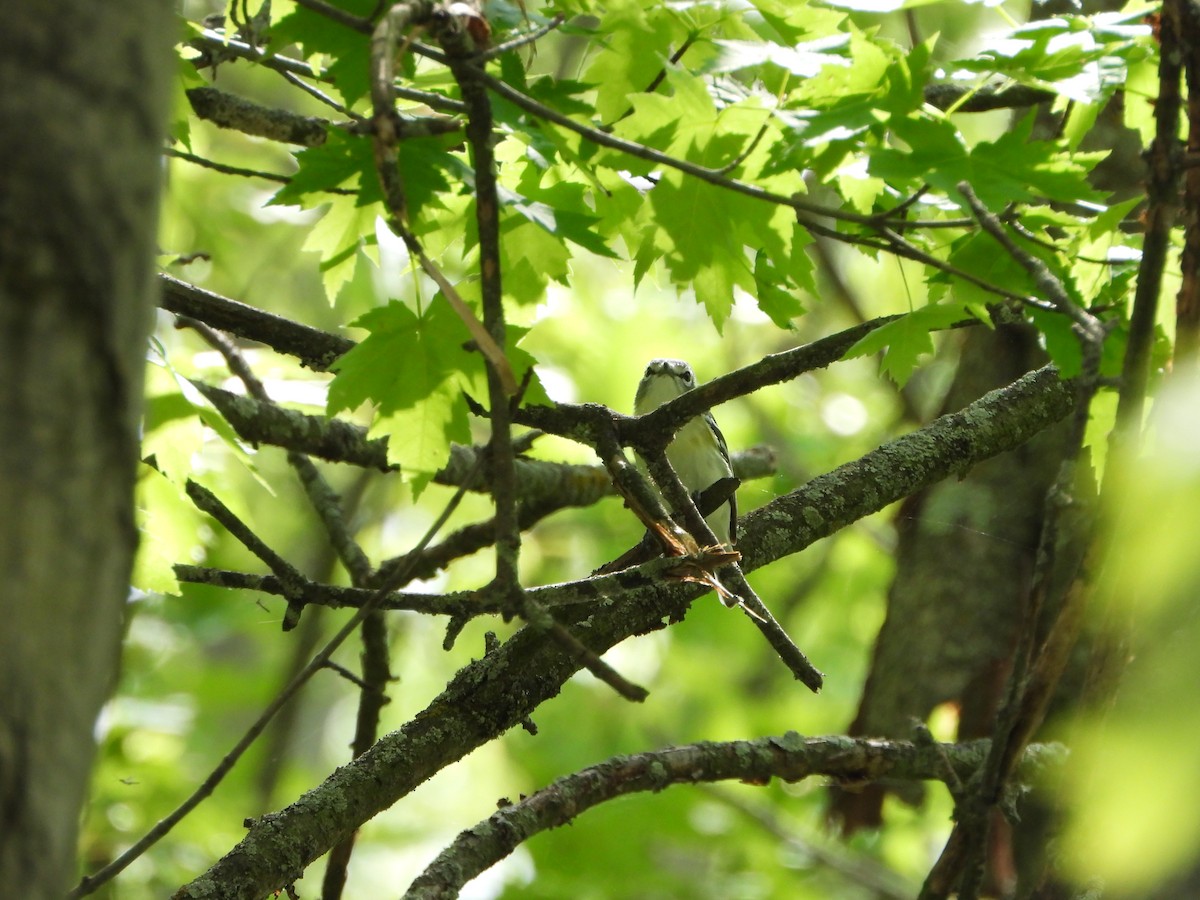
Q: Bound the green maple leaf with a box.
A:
[269,132,375,209]
[754,244,809,328]
[945,231,1038,314]
[872,113,1103,209]
[650,162,754,330]
[271,131,459,219]
[328,296,545,492]
[845,302,976,386]
[766,26,918,174]
[868,115,967,188]
[497,183,618,259]
[500,218,570,306]
[328,298,476,417]
[967,114,1105,207]
[133,465,198,596]
[371,380,471,495]
[616,70,798,329]
[582,4,677,123]
[272,0,377,106]
[1028,306,1083,378]
[328,297,477,490]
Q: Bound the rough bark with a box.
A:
[0,4,172,896]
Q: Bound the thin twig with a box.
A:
[642,35,696,97]
[703,784,916,900]
[474,14,565,61]
[321,660,375,692]
[173,565,488,616]
[69,457,483,899]
[874,184,931,221]
[639,447,822,691]
[278,69,361,118]
[712,116,772,176]
[516,599,649,702]
[188,29,468,114]
[167,148,360,192]
[182,479,309,599]
[958,182,1107,343]
[1009,218,1121,267]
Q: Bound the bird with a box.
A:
[633,358,738,547]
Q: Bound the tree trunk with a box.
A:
[0,4,172,896]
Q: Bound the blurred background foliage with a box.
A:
[75,0,1199,897]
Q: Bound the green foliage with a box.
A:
[329,296,478,487]
[91,0,1175,896]
[954,8,1153,97]
[845,302,980,386]
[273,0,380,105]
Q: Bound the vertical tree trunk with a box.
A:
[0,4,172,896]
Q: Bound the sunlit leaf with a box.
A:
[328,298,474,417]
[844,302,974,385]
[132,466,199,596]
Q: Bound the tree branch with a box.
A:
[159,275,353,371]
[177,320,391,896]
[516,316,907,446]
[187,28,468,114]
[435,0,523,593]
[185,86,331,146]
[173,553,733,619]
[1177,2,1200,364]
[403,735,1065,899]
[182,479,309,601]
[166,148,323,188]
[923,83,1056,113]
[638,445,823,691]
[1114,1,1183,446]
[189,380,777,492]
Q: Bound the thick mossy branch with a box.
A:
[738,366,1074,571]
[186,86,330,146]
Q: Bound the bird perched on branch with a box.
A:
[634,358,738,547]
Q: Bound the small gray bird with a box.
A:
[634,358,737,546]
